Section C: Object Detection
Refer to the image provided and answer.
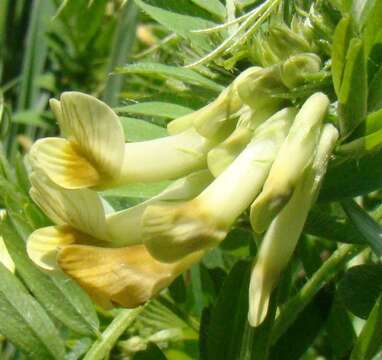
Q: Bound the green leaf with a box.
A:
[120,117,167,141]
[101,180,171,200]
[54,0,109,46]
[341,199,382,256]
[326,297,356,359]
[241,294,277,360]
[65,338,92,360]
[337,125,382,158]
[202,260,251,360]
[305,205,365,244]
[2,220,100,337]
[0,263,65,360]
[320,147,382,200]
[189,0,226,19]
[17,0,55,110]
[352,0,376,29]
[366,108,382,134]
[134,0,218,50]
[368,67,382,112]
[269,286,334,360]
[102,0,138,106]
[362,0,382,56]
[12,111,51,129]
[116,62,224,92]
[338,264,382,319]
[351,295,382,360]
[116,101,193,119]
[338,38,368,138]
[331,15,352,97]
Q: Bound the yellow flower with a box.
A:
[27,171,210,307]
[142,108,296,263]
[29,92,215,190]
[248,124,338,327]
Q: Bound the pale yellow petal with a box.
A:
[29,172,108,240]
[0,236,15,273]
[59,92,125,179]
[58,244,202,308]
[27,225,106,271]
[49,99,67,136]
[27,226,77,270]
[29,137,100,189]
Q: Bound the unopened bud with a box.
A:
[280,53,321,89]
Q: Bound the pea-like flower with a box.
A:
[27,171,210,307]
[250,92,329,233]
[30,92,215,190]
[248,124,338,327]
[142,107,297,263]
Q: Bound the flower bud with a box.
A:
[250,92,329,233]
[268,24,311,61]
[190,67,263,140]
[236,66,287,111]
[248,123,339,327]
[280,53,321,89]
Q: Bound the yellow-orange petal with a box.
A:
[58,244,201,308]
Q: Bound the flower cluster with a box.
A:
[27,61,337,325]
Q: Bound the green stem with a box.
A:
[270,244,363,344]
[83,307,143,360]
